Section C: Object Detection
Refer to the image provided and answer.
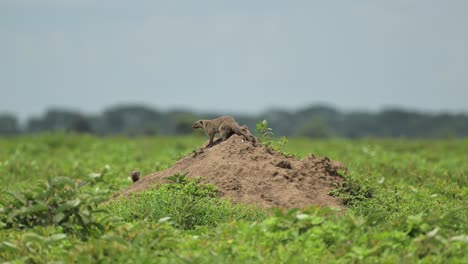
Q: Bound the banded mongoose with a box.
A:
[130,171,140,183]
[192,116,256,148]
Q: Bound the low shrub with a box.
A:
[0,173,116,239]
[106,175,266,229]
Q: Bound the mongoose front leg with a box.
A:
[206,133,215,148]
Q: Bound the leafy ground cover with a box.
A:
[0,134,466,263]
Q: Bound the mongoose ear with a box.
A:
[200,121,203,125]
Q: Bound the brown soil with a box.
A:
[118,135,346,209]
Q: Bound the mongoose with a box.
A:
[192,116,257,148]
[130,171,140,183]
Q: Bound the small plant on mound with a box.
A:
[106,175,266,229]
[165,172,190,185]
[191,147,204,158]
[255,119,296,157]
[164,173,218,199]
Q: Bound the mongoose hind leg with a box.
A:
[213,137,223,144]
[220,124,232,141]
[210,125,231,146]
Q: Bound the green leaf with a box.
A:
[9,191,26,204]
[101,164,111,174]
[426,227,439,237]
[449,235,468,242]
[310,216,324,225]
[102,235,130,247]
[21,203,48,214]
[407,213,423,225]
[88,173,102,180]
[53,177,77,189]
[158,217,171,224]
[296,214,311,220]
[78,212,90,224]
[56,198,81,213]
[53,212,66,223]
[1,241,18,251]
[23,232,45,243]
[45,234,67,245]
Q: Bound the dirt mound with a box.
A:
[119,135,345,209]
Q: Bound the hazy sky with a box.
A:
[1,0,467,119]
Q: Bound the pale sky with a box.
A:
[1,0,467,119]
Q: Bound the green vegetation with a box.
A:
[0,134,467,263]
[107,174,265,230]
[255,119,290,155]
[3,104,468,138]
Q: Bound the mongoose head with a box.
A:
[130,171,140,183]
[240,125,257,144]
[192,120,204,129]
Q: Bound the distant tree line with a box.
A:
[1,104,468,138]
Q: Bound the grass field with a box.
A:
[0,134,467,263]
